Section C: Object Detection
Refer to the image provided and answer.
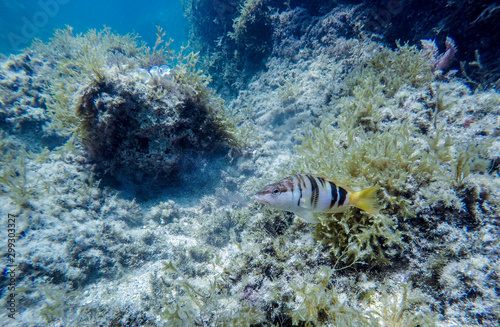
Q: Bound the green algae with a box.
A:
[289,42,494,267]
[26,26,244,187]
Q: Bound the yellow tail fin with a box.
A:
[350,185,380,214]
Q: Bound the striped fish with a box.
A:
[254,174,379,223]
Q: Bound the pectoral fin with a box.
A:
[296,211,318,224]
[299,196,310,209]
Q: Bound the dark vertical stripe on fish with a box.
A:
[317,176,326,188]
[328,181,337,209]
[338,187,347,206]
[306,174,319,208]
[296,175,303,207]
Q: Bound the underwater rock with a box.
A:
[75,70,234,188]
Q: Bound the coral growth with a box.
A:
[421,37,458,80]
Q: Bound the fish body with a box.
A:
[254,174,379,223]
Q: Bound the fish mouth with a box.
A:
[254,193,266,203]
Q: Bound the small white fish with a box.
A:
[254,174,379,223]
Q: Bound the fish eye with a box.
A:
[272,188,280,196]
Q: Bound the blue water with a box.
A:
[0,0,188,54]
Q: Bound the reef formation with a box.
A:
[0,2,499,327]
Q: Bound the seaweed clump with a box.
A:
[75,65,233,187]
[284,268,434,326]
[33,27,239,189]
[291,42,494,266]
